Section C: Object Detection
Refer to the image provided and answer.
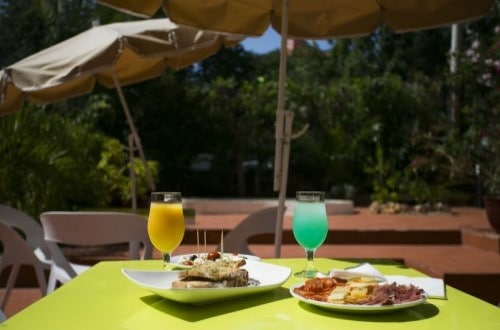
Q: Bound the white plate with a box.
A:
[289,283,427,314]
[122,260,291,304]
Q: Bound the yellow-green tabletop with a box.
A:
[4,258,499,329]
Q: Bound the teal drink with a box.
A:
[292,202,328,249]
[292,191,328,278]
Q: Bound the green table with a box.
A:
[4,258,499,329]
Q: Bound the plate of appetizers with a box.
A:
[289,276,427,313]
[122,259,291,304]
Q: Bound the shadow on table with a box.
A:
[331,258,409,268]
[139,287,290,321]
[297,301,439,322]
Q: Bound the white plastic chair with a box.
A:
[0,205,51,309]
[0,205,52,266]
[0,221,48,309]
[40,211,152,293]
[217,206,281,255]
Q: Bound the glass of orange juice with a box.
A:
[147,192,185,269]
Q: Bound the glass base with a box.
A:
[294,269,319,278]
[294,249,327,278]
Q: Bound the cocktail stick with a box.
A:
[204,230,207,254]
[220,230,224,254]
[196,229,200,257]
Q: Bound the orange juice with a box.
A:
[147,202,185,253]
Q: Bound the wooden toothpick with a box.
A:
[196,229,200,257]
[221,230,224,254]
[204,230,207,254]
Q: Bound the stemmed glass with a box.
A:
[147,192,185,269]
[292,191,328,278]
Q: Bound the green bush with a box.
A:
[0,105,158,217]
[0,107,106,217]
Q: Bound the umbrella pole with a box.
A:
[128,134,138,212]
[275,111,294,258]
[111,72,156,194]
[273,0,290,258]
[273,0,289,192]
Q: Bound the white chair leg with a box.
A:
[46,266,58,294]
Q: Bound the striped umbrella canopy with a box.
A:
[0,18,242,208]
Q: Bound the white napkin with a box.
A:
[329,263,446,299]
[330,263,386,282]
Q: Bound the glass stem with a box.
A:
[305,249,316,275]
[162,253,171,269]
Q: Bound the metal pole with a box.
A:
[111,71,156,192]
[273,0,290,258]
[128,134,137,212]
[449,24,463,125]
[274,111,294,257]
[273,0,289,192]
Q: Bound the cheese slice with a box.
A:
[328,277,378,304]
[328,286,348,302]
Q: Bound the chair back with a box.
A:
[218,206,281,255]
[0,204,51,262]
[40,211,152,259]
[0,221,41,267]
[0,221,48,308]
[40,211,152,292]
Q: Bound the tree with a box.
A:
[0,106,106,216]
[0,0,131,67]
[1,0,496,206]
[0,0,97,66]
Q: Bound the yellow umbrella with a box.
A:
[0,18,240,116]
[0,18,242,209]
[96,0,494,257]
[98,0,493,37]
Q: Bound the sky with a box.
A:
[241,27,332,54]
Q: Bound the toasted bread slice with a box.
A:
[171,280,224,289]
[172,259,249,288]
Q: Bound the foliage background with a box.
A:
[0,0,498,217]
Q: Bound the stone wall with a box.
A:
[183,198,355,215]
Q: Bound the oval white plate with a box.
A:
[289,283,427,314]
[122,260,290,304]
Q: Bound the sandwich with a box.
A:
[171,258,249,289]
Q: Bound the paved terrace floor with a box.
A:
[2,207,499,318]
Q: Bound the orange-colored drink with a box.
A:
[148,201,185,254]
